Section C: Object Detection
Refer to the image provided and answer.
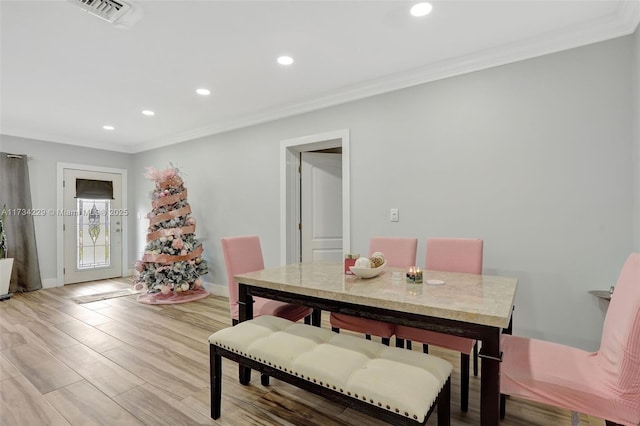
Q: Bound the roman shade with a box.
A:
[75,179,113,199]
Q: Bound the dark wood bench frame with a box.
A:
[210,342,451,426]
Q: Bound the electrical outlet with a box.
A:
[390,208,399,222]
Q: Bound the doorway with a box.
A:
[57,164,128,285]
[301,151,343,262]
[280,129,350,265]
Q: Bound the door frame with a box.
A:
[56,163,128,286]
[280,129,350,265]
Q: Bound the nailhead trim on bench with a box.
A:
[212,338,449,420]
[209,315,452,425]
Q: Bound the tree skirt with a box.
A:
[137,287,209,305]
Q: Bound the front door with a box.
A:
[63,169,123,284]
[301,152,343,262]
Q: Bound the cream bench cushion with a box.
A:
[209,315,452,423]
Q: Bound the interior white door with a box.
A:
[301,152,343,262]
[63,169,123,284]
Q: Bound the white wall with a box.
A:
[0,135,135,286]
[134,35,635,350]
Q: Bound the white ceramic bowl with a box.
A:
[349,261,386,279]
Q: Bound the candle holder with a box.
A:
[344,253,359,275]
[406,283,423,296]
[406,267,423,284]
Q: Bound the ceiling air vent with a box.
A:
[70,0,131,24]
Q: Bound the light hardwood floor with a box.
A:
[0,278,608,425]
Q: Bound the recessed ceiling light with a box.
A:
[103,125,115,130]
[277,56,294,66]
[196,88,211,96]
[410,2,432,17]
[142,110,155,116]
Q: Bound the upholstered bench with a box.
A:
[209,315,452,425]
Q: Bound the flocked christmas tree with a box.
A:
[134,165,209,304]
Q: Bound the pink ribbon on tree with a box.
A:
[148,205,191,226]
[146,225,195,242]
[152,189,188,209]
[142,245,203,264]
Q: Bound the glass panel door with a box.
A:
[76,198,111,270]
[63,169,123,284]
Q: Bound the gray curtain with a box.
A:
[0,153,42,292]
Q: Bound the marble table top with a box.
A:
[235,262,518,329]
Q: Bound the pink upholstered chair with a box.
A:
[501,253,640,426]
[329,236,418,346]
[221,236,313,325]
[394,237,483,412]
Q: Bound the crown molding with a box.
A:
[131,3,639,154]
[2,130,135,154]
[618,0,640,31]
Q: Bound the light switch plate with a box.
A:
[390,208,399,222]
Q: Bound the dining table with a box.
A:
[234,262,518,426]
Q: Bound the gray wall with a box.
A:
[0,135,135,285]
[1,31,634,351]
[134,34,635,351]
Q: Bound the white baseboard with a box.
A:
[42,277,61,289]
[203,280,228,298]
